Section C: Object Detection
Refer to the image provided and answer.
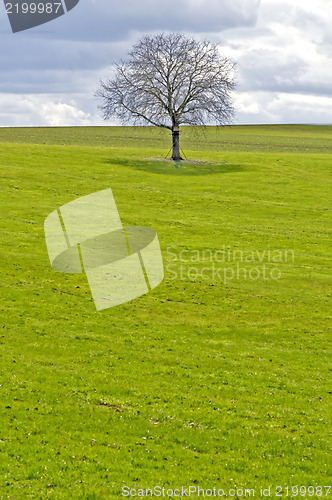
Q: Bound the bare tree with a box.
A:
[97,32,236,161]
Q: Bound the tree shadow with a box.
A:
[104,157,244,176]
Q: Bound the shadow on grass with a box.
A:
[105,157,244,176]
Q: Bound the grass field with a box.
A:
[0,125,331,499]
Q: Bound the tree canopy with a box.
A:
[97,32,236,160]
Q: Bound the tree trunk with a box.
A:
[171,126,182,161]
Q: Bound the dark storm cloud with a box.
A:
[48,0,261,41]
[0,0,261,96]
[237,48,329,96]
[1,0,261,40]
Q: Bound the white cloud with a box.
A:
[0,94,102,127]
[222,0,332,123]
[235,91,332,124]
[268,93,332,123]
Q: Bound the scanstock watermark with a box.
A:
[166,245,295,284]
[44,189,164,311]
[122,485,331,497]
[3,0,80,33]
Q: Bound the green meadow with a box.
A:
[0,125,331,498]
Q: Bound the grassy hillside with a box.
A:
[0,125,331,498]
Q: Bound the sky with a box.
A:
[0,0,331,126]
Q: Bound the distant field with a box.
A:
[1,124,332,153]
[0,125,331,498]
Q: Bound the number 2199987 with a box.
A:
[275,485,331,497]
[5,3,62,14]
